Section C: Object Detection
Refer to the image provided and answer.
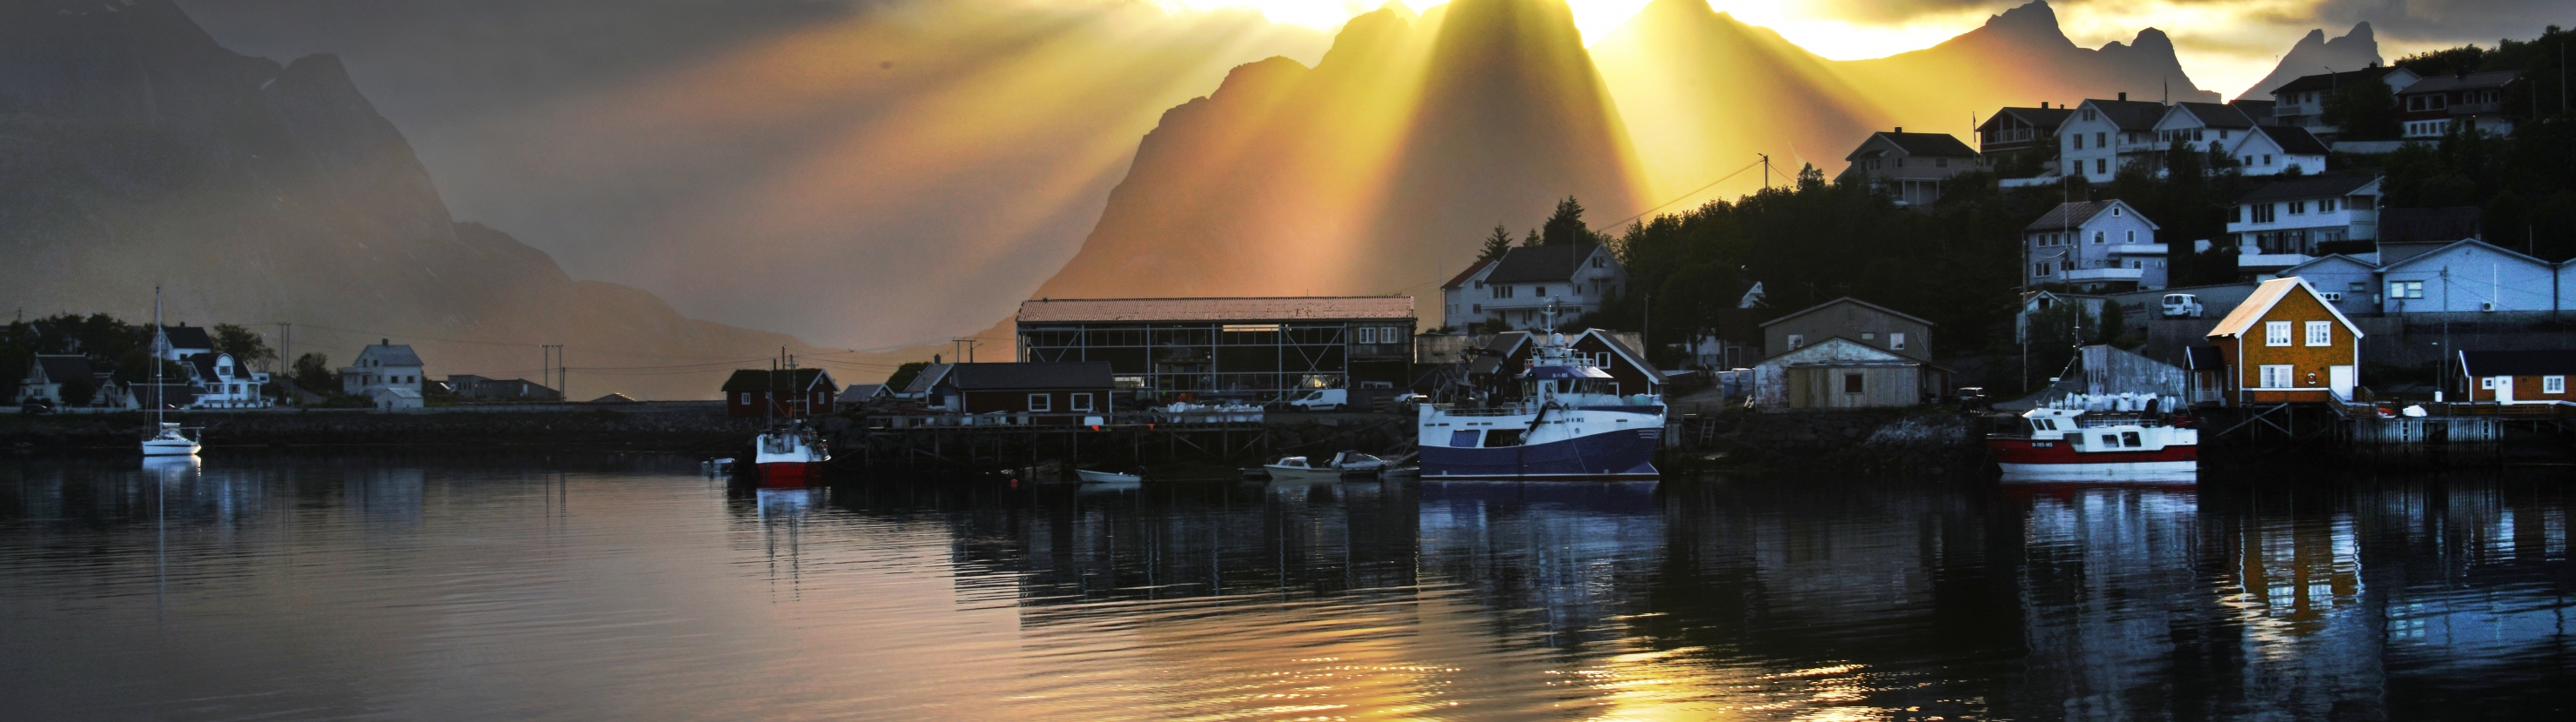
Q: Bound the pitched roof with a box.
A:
[1441,258,1497,290]
[32,355,94,384]
[1018,297,1413,324]
[2458,350,2576,377]
[1759,297,1937,329]
[1581,330,1665,382]
[2208,277,2362,339]
[1980,107,2074,133]
[1856,131,1976,157]
[2280,254,2378,276]
[2240,175,2378,203]
[2378,238,2545,274]
[2184,345,2226,371]
[2171,102,2256,129]
[160,324,212,351]
[2398,70,2519,95]
[1466,331,1533,377]
[354,342,425,367]
[2022,200,2156,232]
[943,362,1112,391]
[2228,99,2276,117]
[2378,207,2482,243]
[901,364,952,396]
[1486,244,1607,284]
[2271,66,2408,96]
[2247,124,2331,156]
[719,368,835,392]
[184,352,218,382]
[2077,99,2170,130]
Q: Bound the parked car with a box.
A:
[19,401,53,415]
[2160,293,2203,318]
[1948,387,1990,409]
[1278,389,1348,411]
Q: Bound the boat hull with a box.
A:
[141,440,199,457]
[757,461,818,487]
[1987,438,2196,483]
[1419,428,1659,480]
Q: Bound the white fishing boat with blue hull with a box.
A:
[1416,311,1663,480]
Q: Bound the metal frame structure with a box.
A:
[1017,299,1414,401]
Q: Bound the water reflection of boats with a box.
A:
[141,454,203,479]
[755,487,820,518]
[1418,479,1659,511]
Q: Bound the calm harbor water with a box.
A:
[3,454,2572,720]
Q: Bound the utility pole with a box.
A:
[1759,154,1772,191]
[276,322,291,375]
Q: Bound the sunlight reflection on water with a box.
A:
[3,454,2573,720]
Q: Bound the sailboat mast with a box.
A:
[153,286,163,424]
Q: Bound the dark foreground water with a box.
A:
[3,455,2572,720]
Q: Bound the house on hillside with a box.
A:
[2227,175,2382,277]
[721,368,837,418]
[154,324,214,363]
[1439,258,1498,331]
[340,339,426,411]
[446,375,563,402]
[184,352,271,409]
[2377,239,2558,314]
[1457,245,1625,331]
[2266,65,2421,136]
[2226,124,2331,177]
[1835,130,1982,208]
[2203,277,2363,405]
[2057,96,2170,184]
[2151,102,2260,157]
[921,363,1115,423]
[1976,104,2072,155]
[2275,255,2384,318]
[2456,351,2576,404]
[2024,200,2165,292]
[2398,70,2521,139]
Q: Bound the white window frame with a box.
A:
[1070,393,1095,412]
[1890,332,1907,351]
[2260,364,2294,388]
[1356,327,1375,344]
[1027,393,1052,412]
[741,392,751,404]
[2265,321,2292,346]
[1786,334,1805,351]
[2481,377,2498,390]
[2546,376,2567,394]
[2304,321,2332,347]
[1382,327,1400,344]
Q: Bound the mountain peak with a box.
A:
[2235,19,2385,99]
[1986,1,2063,38]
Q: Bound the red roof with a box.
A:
[1441,258,1497,290]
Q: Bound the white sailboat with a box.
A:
[140,286,200,458]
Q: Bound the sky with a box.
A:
[172,0,2567,353]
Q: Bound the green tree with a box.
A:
[2321,78,2401,141]
[1478,224,1513,260]
[1520,228,1542,248]
[292,352,334,391]
[883,361,930,392]
[1540,197,1604,246]
[57,376,97,407]
[211,324,274,368]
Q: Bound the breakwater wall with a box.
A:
[3,406,760,454]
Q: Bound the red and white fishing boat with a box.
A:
[753,425,828,487]
[1988,394,2197,483]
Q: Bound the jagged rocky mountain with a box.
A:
[0,0,828,399]
[2238,23,2385,100]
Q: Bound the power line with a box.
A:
[1592,158,1768,235]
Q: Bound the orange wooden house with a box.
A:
[2455,351,2576,404]
[2204,277,2363,406]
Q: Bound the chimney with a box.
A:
[380,338,389,346]
[2118,92,2128,101]
[2039,102,2049,109]
[1894,126,1903,133]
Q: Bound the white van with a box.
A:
[2161,293,2203,318]
[1282,389,1348,411]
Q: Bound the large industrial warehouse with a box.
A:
[1016,297,1416,401]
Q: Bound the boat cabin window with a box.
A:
[2101,433,2119,447]
[2122,431,2142,447]
[1483,429,1523,447]
[1449,430,1479,447]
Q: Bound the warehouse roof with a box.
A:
[1019,297,1414,324]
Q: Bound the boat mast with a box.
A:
[152,286,163,425]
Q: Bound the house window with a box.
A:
[2111,206,2122,217]
[2125,231,2135,243]
[2251,204,2277,223]
[2482,377,2498,390]
[1535,286,1546,297]
[2390,281,2425,299]
[1027,393,1052,412]
[1861,332,1875,341]
[2304,321,2332,346]
[2095,132,2105,147]
[1843,373,1864,394]
[2096,158,2106,175]
[2266,321,2292,346]
[741,392,751,404]
[2260,364,2294,388]
[1070,393,1095,412]
[1936,157,1949,168]
[1593,256,1604,268]
[2290,201,2307,215]
[2546,376,2567,394]
[1357,327,1375,344]
[2322,291,2343,302]
[2321,198,2338,212]
[1787,334,1805,350]
[2263,154,2272,165]
[1382,327,1399,344]
[1890,332,1907,351]
[2093,231,2104,244]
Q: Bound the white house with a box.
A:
[2150,102,2259,157]
[1439,257,1499,331]
[2024,200,2166,292]
[2227,176,2382,277]
[341,339,426,410]
[2378,239,2559,314]
[1835,130,1982,208]
[2398,70,2520,140]
[1452,244,1627,331]
[2226,124,2331,177]
[2267,65,2421,136]
[16,355,111,409]
[184,352,272,409]
[153,324,213,364]
[2274,254,2384,318]
[2057,96,2170,184]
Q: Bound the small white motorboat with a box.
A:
[1263,456,1340,481]
[1076,469,1144,484]
[141,422,199,457]
[1326,451,1388,476]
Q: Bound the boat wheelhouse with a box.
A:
[1987,394,2197,483]
[1416,308,1663,480]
